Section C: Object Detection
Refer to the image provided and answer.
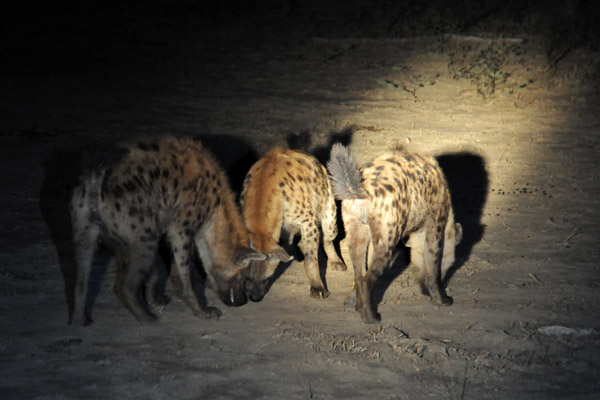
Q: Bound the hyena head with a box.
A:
[245,244,293,302]
[212,247,267,307]
[441,209,463,281]
[195,199,267,307]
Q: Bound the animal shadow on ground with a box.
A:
[436,152,488,282]
[192,134,259,198]
[369,152,489,312]
[39,134,260,323]
[40,141,165,323]
[39,145,85,322]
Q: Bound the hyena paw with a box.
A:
[152,293,172,306]
[419,281,432,298]
[310,287,330,299]
[137,312,159,324]
[361,308,381,324]
[344,291,357,308]
[441,295,453,306]
[198,306,223,319]
[344,296,356,308]
[70,314,93,327]
[328,261,347,272]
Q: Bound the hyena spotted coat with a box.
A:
[328,144,462,324]
[69,137,265,325]
[241,148,346,301]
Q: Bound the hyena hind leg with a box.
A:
[70,187,101,326]
[405,229,430,297]
[320,207,346,271]
[298,224,329,299]
[423,220,453,306]
[115,246,160,323]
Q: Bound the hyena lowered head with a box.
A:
[328,143,461,324]
[241,148,346,302]
[69,137,265,325]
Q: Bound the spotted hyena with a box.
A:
[327,143,462,324]
[241,148,346,301]
[69,137,265,325]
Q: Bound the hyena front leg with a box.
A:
[423,217,453,306]
[321,199,346,271]
[299,221,329,299]
[168,228,222,318]
[70,186,100,326]
[115,244,159,323]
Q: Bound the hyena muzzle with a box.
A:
[69,137,265,325]
[328,143,462,324]
[241,147,346,302]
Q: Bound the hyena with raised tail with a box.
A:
[69,137,265,325]
[327,144,462,324]
[241,148,346,301]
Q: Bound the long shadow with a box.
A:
[370,245,410,311]
[39,144,89,323]
[40,141,138,322]
[436,152,488,282]
[309,126,354,166]
[192,133,259,198]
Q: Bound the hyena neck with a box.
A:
[214,190,252,250]
[243,186,284,254]
[249,230,279,254]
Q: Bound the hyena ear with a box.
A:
[454,223,463,244]
[270,245,294,263]
[234,247,267,266]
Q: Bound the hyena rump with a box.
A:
[241,148,346,301]
[69,137,265,325]
[328,144,462,324]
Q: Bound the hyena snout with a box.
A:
[245,276,269,302]
[245,254,289,302]
[213,272,249,307]
[219,281,248,307]
[245,260,271,302]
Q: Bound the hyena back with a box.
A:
[328,144,462,324]
[69,137,265,325]
[241,148,345,301]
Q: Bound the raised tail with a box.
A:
[327,143,368,200]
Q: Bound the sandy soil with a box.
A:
[1,2,599,399]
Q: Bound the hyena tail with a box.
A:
[78,147,113,209]
[327,143,368,200]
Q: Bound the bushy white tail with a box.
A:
[327,143,367,200]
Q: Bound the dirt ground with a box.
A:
[1,1,599,399]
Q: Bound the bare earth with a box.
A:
[1,3,599,399]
